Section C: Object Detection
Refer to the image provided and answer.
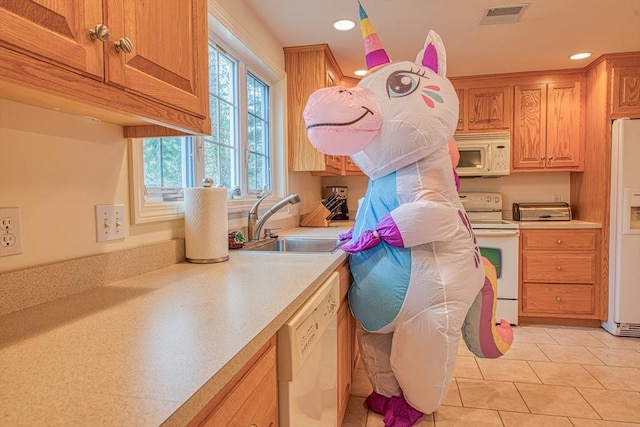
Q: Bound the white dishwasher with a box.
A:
[278,272,340,427]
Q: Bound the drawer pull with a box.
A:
[556,296,562,303]
[89,24,110,42]
[556,265,563,271]
[557,239,563,245]
[114,37,134,54]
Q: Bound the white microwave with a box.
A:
[454,133,511,177]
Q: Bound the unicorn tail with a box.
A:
[462,257,513,358]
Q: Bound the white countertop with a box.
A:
[0,225,351,426]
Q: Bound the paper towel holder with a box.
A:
[184,178,230,264]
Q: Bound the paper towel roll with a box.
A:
[184,187,229,263]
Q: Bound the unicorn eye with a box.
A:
[386,71,420,98]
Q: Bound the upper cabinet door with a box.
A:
[546,81,581,169]
[455,88,465,132]
[0,0,103,78]
[467,86,511,131]
[611,66,640,117]
[513,84,547,170]
[104,0,209,118]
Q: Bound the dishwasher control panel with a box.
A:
[277,272,340,381]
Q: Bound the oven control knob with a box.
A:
[485,196,491,202]
[494,196,500,203]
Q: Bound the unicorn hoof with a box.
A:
[382,394,423,427]
[365,391,391,415]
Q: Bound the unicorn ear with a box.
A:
[416,30,448,77]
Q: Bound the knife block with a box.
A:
[299,203,331,227]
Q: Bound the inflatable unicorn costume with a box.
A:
[303,3,513,425]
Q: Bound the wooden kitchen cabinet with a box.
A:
[453,85,512,132]
[611,65,640,117]
[512,80,583,172]
[285,44,342,174]
[0,0,210,136]
[336,260,356,426]
[285,44,364,176]
[189,336,278,427]
[520,229,602,322]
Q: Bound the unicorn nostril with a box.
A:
[338,89,353,95]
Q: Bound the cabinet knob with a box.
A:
[88,24,110,42]
[548,156,554,161]
[458,119,463,123]
[556,265,563,271]
[557,239,563,245]
[469,118,475,123]
[541,156,546,161]
[114,37,134,54]
[556,296,562,303]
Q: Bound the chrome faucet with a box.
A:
[248,193,301,241]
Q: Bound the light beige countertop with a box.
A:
[510,220,602,229]
[0,225,351,426]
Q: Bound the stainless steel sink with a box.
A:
[241,237,343,253]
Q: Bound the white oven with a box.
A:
[460,192,520,325]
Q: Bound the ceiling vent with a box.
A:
[481,4,529,25]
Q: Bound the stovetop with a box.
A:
[459,192,519,230]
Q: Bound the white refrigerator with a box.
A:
[602,118,640,337]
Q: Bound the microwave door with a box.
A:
[457,145,487,175]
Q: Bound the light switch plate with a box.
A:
[95,204,126,242]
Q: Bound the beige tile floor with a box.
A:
[342,325,640,427]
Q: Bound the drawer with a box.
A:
[522,253,597,283]
[522,284,595,315]
[521,229,598,251]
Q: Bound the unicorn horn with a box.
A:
[359,1,390,70]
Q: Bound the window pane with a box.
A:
[205,44,238,189]
[208,44,218,97]
[144,138,161,187]
[247,72,270,193]
[142,137,193,202]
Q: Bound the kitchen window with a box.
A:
[130,33,286,224]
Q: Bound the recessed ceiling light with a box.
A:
[333,19,355,31]
[354,69,367,77]
[570,52,592,60]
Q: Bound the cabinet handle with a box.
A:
[88,24,110,42]
[557,239,563,245]
[556,265,563,271]
[556,296,562,303]
[114,37,134,54]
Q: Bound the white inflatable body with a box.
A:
[304,27,512,422]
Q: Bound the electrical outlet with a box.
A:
[553,194,562,202]
[95,204,126,242]
[0,207,23,257]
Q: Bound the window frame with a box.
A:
[129,8,287,225]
